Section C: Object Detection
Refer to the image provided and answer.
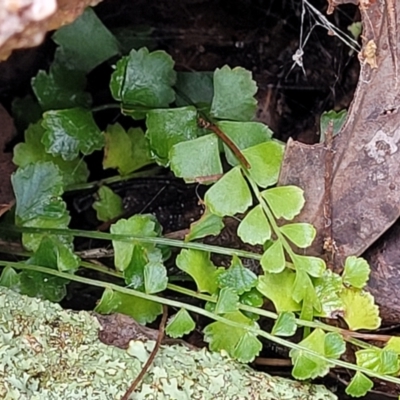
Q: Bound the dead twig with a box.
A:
[198,117,251,169]
[121,305,168,400]
[323,121,340,273]
[385,0,399,89]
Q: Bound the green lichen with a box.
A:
[0,287,337,399]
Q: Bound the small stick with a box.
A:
[254,357,292,367]
[121,305,168,400]
[323,121,334,231]
[198,117,251,169]
[193,173,224,183]
[385,0,399,89]
[323,121,339,272]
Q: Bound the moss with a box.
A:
[0,287,337,399]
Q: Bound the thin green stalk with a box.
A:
[0,232,376,351]
[80,261,121,278]
[166,283,373,350]
[245,172,297,260]
[0,259,397,385]
[0,234,378,351]
[82,261,192,283]
[91,103,121,112]
[71,263,374,345]
[0,225,262,261]
[66,167,162,191]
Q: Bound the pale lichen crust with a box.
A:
[0,287,337,399]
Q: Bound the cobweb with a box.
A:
[289,0,361,76]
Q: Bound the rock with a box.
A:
[0,0,103,60]
[0,286,336,399]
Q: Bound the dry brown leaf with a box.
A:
[278,0,400,323]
